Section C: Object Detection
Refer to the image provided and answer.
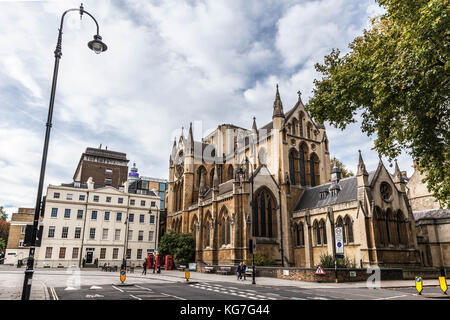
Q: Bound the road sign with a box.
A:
[315,265,326,275]
[439,276,447,294]
[415,276,423,295]
[120,269,126,283]
[335,227,344,255]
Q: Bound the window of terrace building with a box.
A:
[62,227,68,239]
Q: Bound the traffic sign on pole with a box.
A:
[335,227,344,256]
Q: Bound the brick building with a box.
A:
[73,146,129,187]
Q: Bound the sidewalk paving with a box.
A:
[128,269,444,290]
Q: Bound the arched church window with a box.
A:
[299,144,307,186]
[320,219,327,244]
[289,150,296,185]
[253,187,277,238]
[344,215,354,243]
[313,220,321,245]
[309,153,320,187]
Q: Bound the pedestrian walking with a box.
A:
[142,259,147,275]
[242,262,247,280]
[238,262,244,280]
[237,263,242,280]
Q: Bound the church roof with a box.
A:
[294,171,376,211]
[413,209,450,220]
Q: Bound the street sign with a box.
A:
[439,276,447,294]
[315,265,326,275]
[335,227,344,255]
[415,276,423,295]
[120,269,126,283]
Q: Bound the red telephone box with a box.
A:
[165,255,173,270]
[147,253,154,269]
[155,254,160,268]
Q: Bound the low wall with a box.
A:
[402,267,450,280]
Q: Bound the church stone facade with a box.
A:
[166,86,421,268]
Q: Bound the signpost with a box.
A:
[415,276,423,295]
[334,227,344,283]
[335,227,344,258]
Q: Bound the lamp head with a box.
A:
[88,35,107,54]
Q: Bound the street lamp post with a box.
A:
[21,3,107,300]
[239,158,256,285]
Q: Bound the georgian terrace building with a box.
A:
[37,177,160,268]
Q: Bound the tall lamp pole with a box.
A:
[240,158,256,285]
[21,3,107,300]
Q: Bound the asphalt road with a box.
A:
[50,280,435,301]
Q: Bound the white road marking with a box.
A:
[50,287,59,300]
[134,285,152,291]
[374,294,408,300]
[129,294,142,300]
[90,286,102,290]
[160,292,186,300]
[112,285,124,292]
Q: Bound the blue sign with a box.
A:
[120,270,126,275]
[416,277,421,283]
[337,242,342,248]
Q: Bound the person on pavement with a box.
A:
[237,263,242,280]
[242,262,247,280]
[142,259,147,275]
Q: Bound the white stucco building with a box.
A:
[37,177,160,268]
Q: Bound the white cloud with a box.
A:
[0,0,408,213]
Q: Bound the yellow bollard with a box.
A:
[415,276,423,295]
[439,276,447,295]
[185,268,190,282]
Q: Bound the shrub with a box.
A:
[246,253,275,266]
[319,253,356,268]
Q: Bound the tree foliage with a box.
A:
[0,207,7,221]
[307,0,449,207]
[330,158,354,178]
[158,230,195,265]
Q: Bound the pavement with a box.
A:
[0,265,447,300]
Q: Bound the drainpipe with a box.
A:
[79,190,89,268]
[278,189,285,267]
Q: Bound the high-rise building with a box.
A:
[127,164,168,240]
[73,146,129,187]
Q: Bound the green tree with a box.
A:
[330,158,354,178]
[307,0,449,207]
[0,220,9,247]
[0,207,7,221]
[0,238,6,255]
[158,230,195,265]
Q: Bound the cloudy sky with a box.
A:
[0,0,413,219]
